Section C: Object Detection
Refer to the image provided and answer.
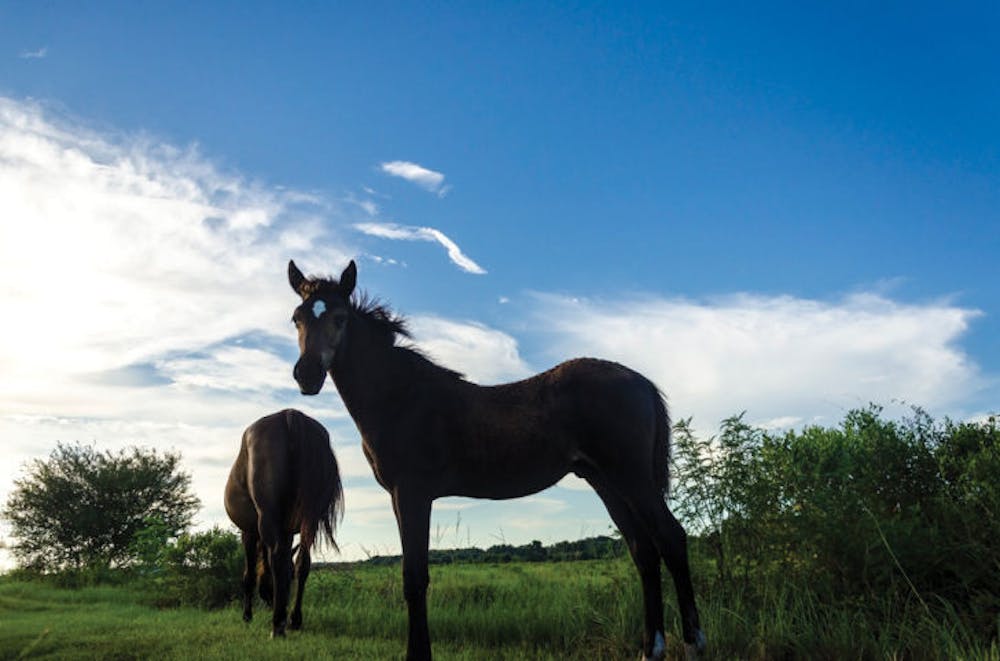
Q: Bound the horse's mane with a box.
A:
[351,291,411,341]
[351,291,464,381]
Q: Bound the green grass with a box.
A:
[1,559,997,660]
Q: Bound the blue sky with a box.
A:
[1,3,997,563]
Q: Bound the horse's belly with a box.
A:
[447,460,568,499]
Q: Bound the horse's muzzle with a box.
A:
[293,357,326,395]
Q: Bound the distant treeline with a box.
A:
[345,535,627,567]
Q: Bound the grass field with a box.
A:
[2,558,998,660]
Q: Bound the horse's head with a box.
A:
[288,259,357,395]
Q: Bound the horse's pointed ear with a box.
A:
[288,260,308,299]
[339,260,357,298]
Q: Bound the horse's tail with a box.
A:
[285,409,344,554]
[653,388,672,498]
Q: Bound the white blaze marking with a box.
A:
[312,300,326,318]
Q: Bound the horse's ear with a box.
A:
[339,260,357,298]
[288,260,308,299]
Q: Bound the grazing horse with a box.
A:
[287,260,705,660]
[224,409,343,637]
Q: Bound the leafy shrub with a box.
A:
[671,406,1000,643]
[140,526,243,609]
[2,442,199,572]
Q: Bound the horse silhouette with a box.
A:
[224,409,343,637]
[288,260,704,659]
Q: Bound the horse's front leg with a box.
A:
[393,489,433,661]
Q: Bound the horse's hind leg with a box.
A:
[258,543,273,607]
[259,513,294,638]
[240,530,260,622]
[628,486,705,655]
[585,475,666,660]
[289,544,311,630]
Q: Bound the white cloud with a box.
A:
[155,346,296,392]
[18,47,47,60]
[0,97,352,407]
[344,192,378,216]
[355,221,486,274]
[408,316,531,384]
[531,292,984,431]
[379,160,449,196]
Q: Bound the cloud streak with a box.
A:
[18,47,47,60]
[379,160,449,196]
[354,222,486,274]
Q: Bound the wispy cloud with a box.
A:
[355,221,486,274]
[18,47,47,60]
[0,97,358,558]
[344,192,378,216]
[0,97,351,411]
[379,160,449,197]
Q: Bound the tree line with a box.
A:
[360,536,626,567]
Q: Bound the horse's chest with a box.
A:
[361,425,449,491]
[362,438,397,490]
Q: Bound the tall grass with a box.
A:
[2,556,997,660]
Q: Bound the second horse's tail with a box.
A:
[285,409,344,552]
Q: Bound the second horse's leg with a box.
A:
[289,545,311,630]
[240,530,259,623]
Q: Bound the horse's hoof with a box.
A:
[684,629,706,660]
[289,618,302,631]
[642,630,666,660]
[270,627,286,639]
[242,612,252,623]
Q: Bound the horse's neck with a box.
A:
[331,330,412,434]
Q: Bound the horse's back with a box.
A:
[513,358,662,435]
[438,358,664,498]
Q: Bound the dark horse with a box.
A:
[224,409,343,637]
[287,260,705,660]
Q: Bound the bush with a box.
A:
[140,526,243,609]
[2,442,199,572]
[670,406,1000,643]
